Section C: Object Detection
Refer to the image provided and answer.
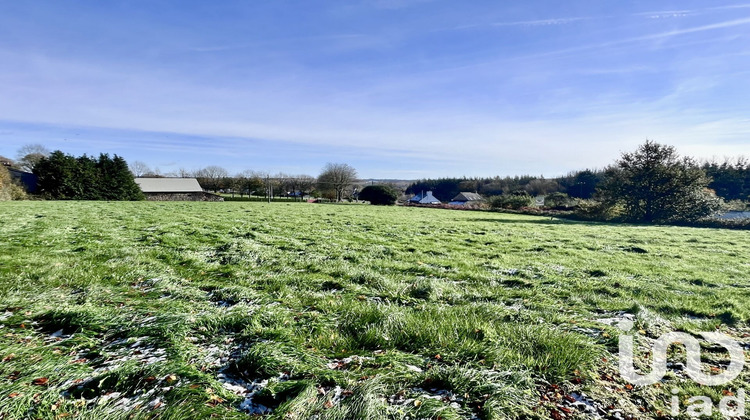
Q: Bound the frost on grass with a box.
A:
[219,372,290,415]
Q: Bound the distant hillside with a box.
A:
[360,179,415,190]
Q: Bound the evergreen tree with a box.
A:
[111,155,144,200]
[359,185,399,205]
[35,151,78,199]
[34,151,144,200]
[598,141,721,223]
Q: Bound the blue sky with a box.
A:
[1,1,749,178]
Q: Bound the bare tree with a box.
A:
[292,174,316,201]
[240,170,265,196]
[273,172,291,198]
[318,163,358,202]
[142,167,164,178]
[195,166,229,192]
[176,168,194,178]
[16,144,50,172]
[525,178,559,196]
[129,161,151,178]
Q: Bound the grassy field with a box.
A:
[0,201,749,419]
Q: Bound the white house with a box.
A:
[409,190,441,204]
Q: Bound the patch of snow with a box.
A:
[405,364,423,373]
[594,312,635,327]
[219,372,290,415]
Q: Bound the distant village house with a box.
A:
[449,192,483,205]
[408,190,441,204]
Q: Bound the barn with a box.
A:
[135,178,223,201]
[7,169,38,193]
[449,192,483,205]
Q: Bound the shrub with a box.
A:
[574,199,621,220]
[0,166,10,201]
[0,166,26,201]
[359,185,399,205]
[9,183,27,200]
[488,194,533,210]
[543,192,574,209]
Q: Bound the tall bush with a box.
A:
[34,151,144,200]
[0,166,26,201]
[488,194,533,210]
[359,185,399,205]
[597,141,721,223]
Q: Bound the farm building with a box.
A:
[408,190,441,204]
[449,192,483,205]
[135,178,223,201]
[7,169,38,193]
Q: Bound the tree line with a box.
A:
[407,157,748,205]
[34,151,144,200]
[8,144,364,202]
[7,141,749,223]
[131,161,359,201]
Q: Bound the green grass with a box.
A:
[0,201,749,419]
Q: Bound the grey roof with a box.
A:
[135,178,203,193]
[413,191,440,204]
[451,192,483,202]
[408,192,423,202]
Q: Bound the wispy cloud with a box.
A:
[642,17,750,40]
[489,17,589,27]
[1,1,749,177]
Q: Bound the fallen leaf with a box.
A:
[324,400,334,409]
[9,392,20,398]
[550,409,563,420]
[32,377,49,386]
[206,395,224,407]
[2,353,15,362]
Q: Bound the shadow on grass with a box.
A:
[468,217,587,225]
